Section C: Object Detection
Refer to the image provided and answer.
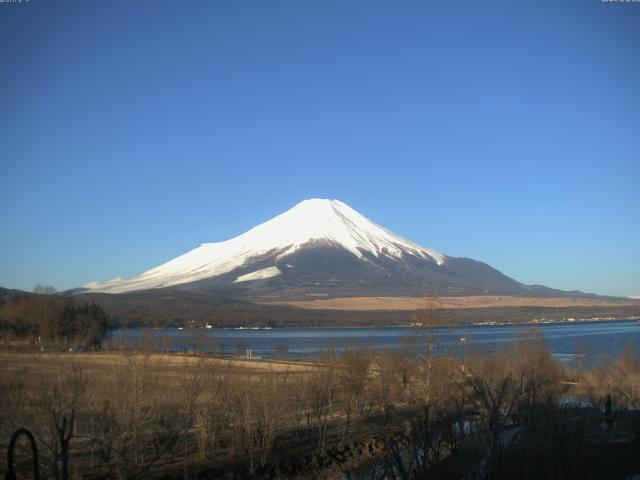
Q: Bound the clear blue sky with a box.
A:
[1,0,638,297]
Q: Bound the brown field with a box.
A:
[263,295,640,311]
[3,346,640,479]
[0,351,314,374]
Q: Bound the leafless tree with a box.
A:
[582,342,640,411]
[337,349,370,438]
[275,342,288,359]
[33,284,57,295]
[230,370,289,474]
[307,355,338,457]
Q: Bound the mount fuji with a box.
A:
[83,199,570,300]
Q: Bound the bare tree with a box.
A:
[32,362,87,480]
[275,342,288,359]
[88,355,190,479]
[337,349,370,438]
[34,284,57,295]
[307,355,338,457]
[582,341,640,411]
[230,371,288,474]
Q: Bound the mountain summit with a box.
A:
[84,199,564,299]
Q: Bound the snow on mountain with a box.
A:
[85,199,446,294]
[234,266,282,283]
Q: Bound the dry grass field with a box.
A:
[2,345,640,479]
[0,351,314,375]
[263,295,640,311]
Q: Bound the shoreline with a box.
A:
[108,316,640,332]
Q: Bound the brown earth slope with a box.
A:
[263,295,640,311]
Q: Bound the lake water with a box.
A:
[105,320,640,363]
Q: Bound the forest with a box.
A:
[0,288,109,350]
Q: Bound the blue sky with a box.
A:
[1,0,638,297]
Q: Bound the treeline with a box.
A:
[1,334,639,479]
[2,286,639,330]
[0,290,108,349]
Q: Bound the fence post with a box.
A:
[6,428,39,480]
[52,409,74,480]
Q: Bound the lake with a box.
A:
[105,319,640,363]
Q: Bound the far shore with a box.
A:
[110,316,640,331]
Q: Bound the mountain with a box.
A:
[83,199,587,300]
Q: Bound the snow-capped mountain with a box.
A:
[83,199,558,299]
